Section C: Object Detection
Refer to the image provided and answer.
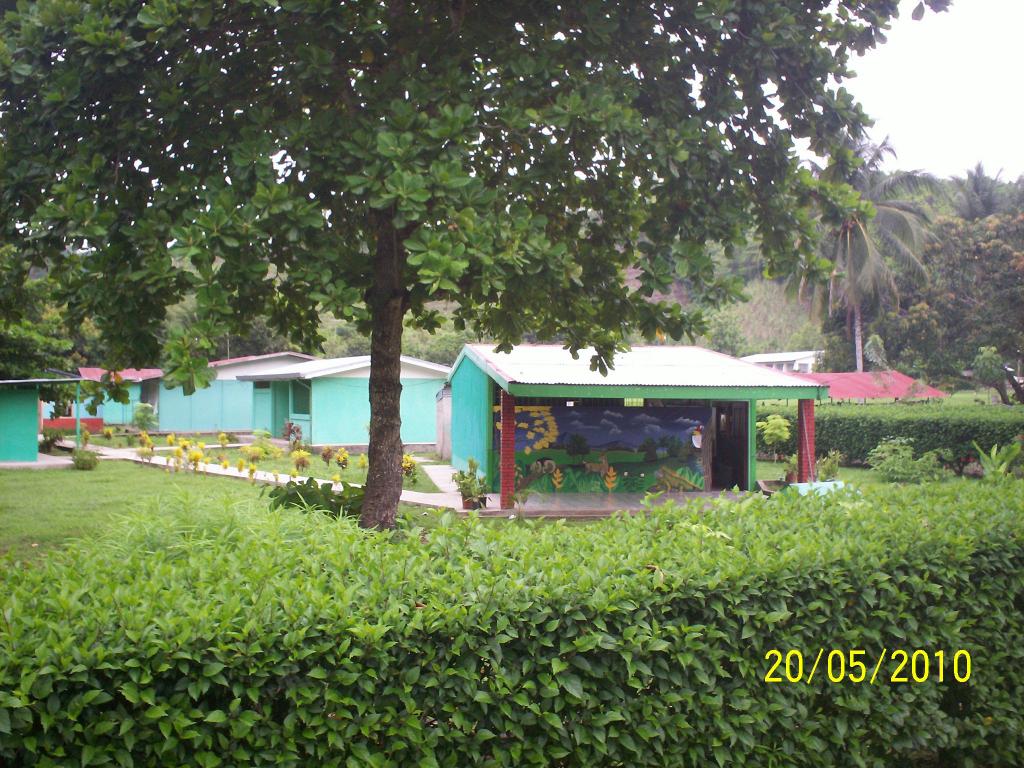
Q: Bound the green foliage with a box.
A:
[815,449,843,481]
[452,457,488,502]
[39,427,64,454]
[131,402,158,432]
[972,440,1022,479]
[2,478,1023,765]
[265,477,364,520]
[756,414,791,454]
[0,0,942,524]
[756,403,1024,465]
[70,448,99,471]
[866,437,947,484]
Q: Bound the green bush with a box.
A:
[265,477,364,519]
[70,448,99,470]
[2,482,1024,766]
[866,437,947,483]
[131,403,158,432]
[755,403,1024,465]
[38,427,64,453]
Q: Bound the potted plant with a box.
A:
[783,453,799,484]
[452,458,488,510]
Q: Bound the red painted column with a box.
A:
[499,389,516,509]
[797,398,816,483]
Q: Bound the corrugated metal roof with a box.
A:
[209,351,316,367]
[461,344,822,389]
[236,355,451,381]
[0,377,82,385]
[741,350,822,364]
[78,367,163,382]
[801,371,947,400]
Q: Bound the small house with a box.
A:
[237,356,451,446]
[449,344,828,509]
[1,376,82,462]
[77,367,163,426]
[158,352,315,433]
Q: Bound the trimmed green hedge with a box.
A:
[2,482,1024,766]
[756,403,1024,464]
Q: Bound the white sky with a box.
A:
[843,0,1024,180]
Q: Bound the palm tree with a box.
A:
[953,162,1004,220]
[819,137,937,372]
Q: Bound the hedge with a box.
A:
[756,403,1024,464]
[2,481,1023,767]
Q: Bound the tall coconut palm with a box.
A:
[952,162,1005,220]
[819,137,938,371]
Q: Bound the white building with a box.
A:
[740,350,822,375]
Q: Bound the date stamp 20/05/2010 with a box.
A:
[764,649,972,685]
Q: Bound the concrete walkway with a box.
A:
[45,441,723,518]
[0,452,74,470]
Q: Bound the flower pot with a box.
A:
[462,497,483,510]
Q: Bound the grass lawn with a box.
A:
[755,459,887,489]
[0,462,444,560]
[208,447,440,492]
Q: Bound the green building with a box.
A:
[76,367,163,426]
[157,352,314,434]
[448,344,828,509]
[1,376,82,462]
[238,356,451,446]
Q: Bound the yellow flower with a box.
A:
[331,473,341,483]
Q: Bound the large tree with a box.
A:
[0,1,947,527]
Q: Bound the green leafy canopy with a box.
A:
[0,0,948,372]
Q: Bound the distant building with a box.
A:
[741,350,822,374]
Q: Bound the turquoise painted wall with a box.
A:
[102,383,141,425]
[0,386,39,461]
[158,381,255,433]
[252,385,273,433]
[310,377,445,445]
[450,359,493,475]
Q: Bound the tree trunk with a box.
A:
[360,217,407,529]
[1004,366,1024,405]
[852,302,865,373]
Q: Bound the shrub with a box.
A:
[867,437,947,483]
[39,427,64,453]
[291,448,312,472]
[70,448,99,470]
[755,413,791,459]
[3,482,1023,766]
[131,402,158,432]
[401,453,418,482]
[265,477,364,519]
[755,403,1024,465]
[815,448,843,481]
[334,447,350,470]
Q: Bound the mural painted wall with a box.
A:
[492,403,710,493]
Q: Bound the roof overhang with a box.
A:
[451,344,828,401]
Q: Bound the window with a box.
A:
[290,381,311,415]
[254,381,270,389]
[623,397,644,407]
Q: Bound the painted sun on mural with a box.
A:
[494,403,710,493]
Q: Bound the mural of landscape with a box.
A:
[492,403,711,494]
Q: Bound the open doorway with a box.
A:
[710,402,749,491]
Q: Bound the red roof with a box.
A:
[209,351,315,367]
[802,371,946,400]
[78,367,163,382]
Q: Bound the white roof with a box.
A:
[741,350,822,364]
[237,355,450,381]
[458,344,821,390]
